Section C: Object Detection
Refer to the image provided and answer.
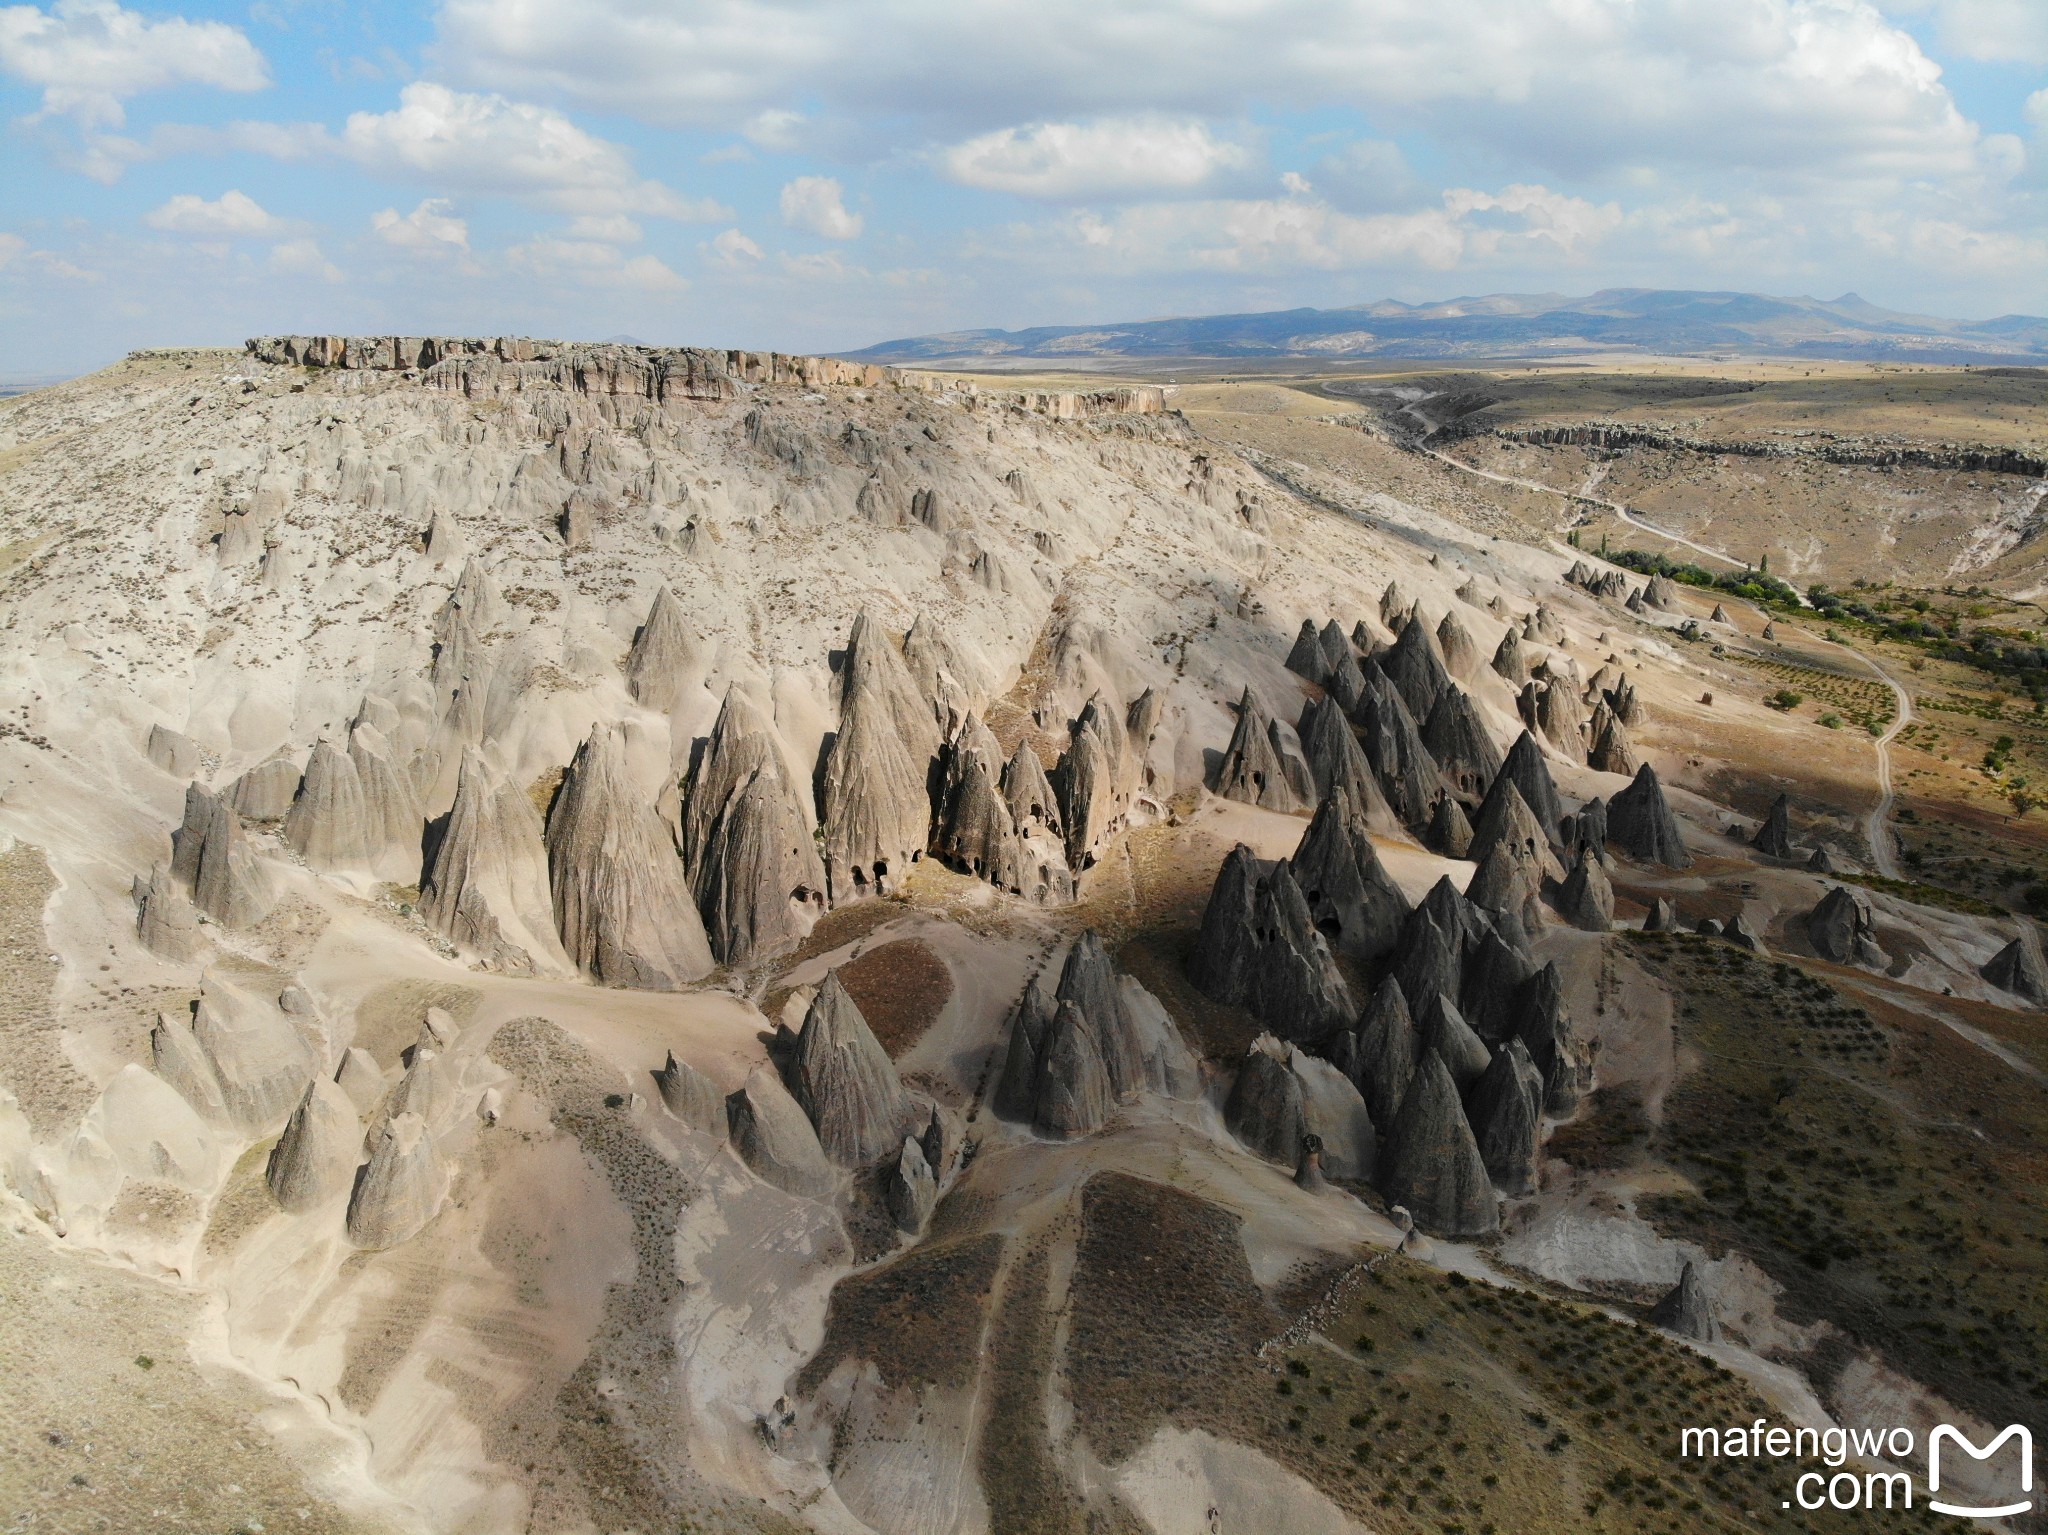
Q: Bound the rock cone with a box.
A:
[1753,793,1795,858]
[685,687,828,963]
[1807,886,1886,969]
[1213,686,1311,812]
[885,1137,937,1231]
[1427,793,1473,857]
[1298,694,1399,835]
[1375,612,1453,721]
[1555,844,1615,931]
[1467,1037,1544,1196]
[346,1111,448,1248]
[655,1051,726,1136]
[1421,685,1502,800]
[1355,666,1445,827]
[134,861,202,961]
[728,1066,839,1197]
[1607,763,1692,868]
[421,748,572,975]
[1982,930,2048,1003]
[1289,787,1410,964]
[1379,1051,1498,1238]
[1648,1260,1717,1341]
[788,971,917,1166]
[170,782,272,927]
[547,724,714,988]
[266,1077,361,1211]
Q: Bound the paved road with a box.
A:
[1415,435,1913,875]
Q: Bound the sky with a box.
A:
[2,0,2046,375]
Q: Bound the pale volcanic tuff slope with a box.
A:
[0,332,1915,1535]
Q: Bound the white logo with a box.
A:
[1928,1424,2032,1519]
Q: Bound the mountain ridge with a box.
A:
[851,287,2048,364]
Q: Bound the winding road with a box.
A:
[1409,436,1914,875]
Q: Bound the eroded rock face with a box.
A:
[1467,1037,1544,1197]
[266,1077,361,1211]
[1032,1000,1115,1140]
[1351,975,1420,1129]
[546,723,714,989]
[684,687,828,964]
[1421,685,1502,801]
[1555,844,1615,931]
[1807,885,1886,969]
[728,1065,839,1198]
[1375,613,1453,721]
[346,1111,448,1249]
[1515,962,1591,1116]
[626,585,711,715]
[654,1051,726,1137]
[133,861,202,961]
[1649,1260,1717,1341]
[1492,628,1530,685]
[421,748,573,975]
[171,782,272,927]
[1753,794,1796,859]
[1436,613,1481,681]
[1355,666,1445,828]
[821,612,935,901]
[1213,686,1312,812]
[1298,694,1399,836]
[1289,788,1410,964]
[1000,740,1062,844]
[1607,763,1692,869]
[787,971,917,1166]
[1983,930,2048,1003]
[1379,1051,1498,1239]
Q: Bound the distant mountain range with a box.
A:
[850,289,2048,365]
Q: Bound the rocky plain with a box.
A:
[0,335,2041,1534]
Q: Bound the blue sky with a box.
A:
[2,0,2045,375]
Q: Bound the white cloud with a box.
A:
[2029,89,2048,132]
[508,235,687,291]
[143,188,283,236]
[0,0,266,127]
[567,213,642,242]
[0,232,25,268]
[431,0,1985,183]
[268,237,342,281]
[1879,0,2048,65]
[708,227,763,266]
[371,198,470,252]
[941,116,1253,200]
[1041,182,1622,275]
[335,83,728,220]
[779,176,862,239]
[743,108,806,150]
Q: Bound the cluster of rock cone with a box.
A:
[674,967,948,1230]
[1190,779,1604,1236]
[143,574,1174,985]
[145,973,471,1250]
[990,931,1201,1139]
[1256,587,1652,848]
